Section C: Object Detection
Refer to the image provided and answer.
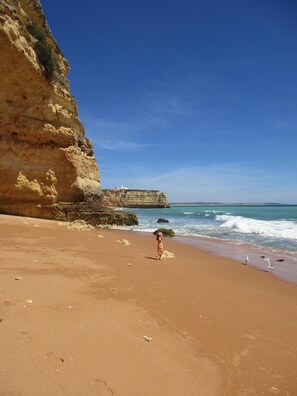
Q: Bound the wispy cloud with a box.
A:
[88,119,141,134]
[94,139,150,151]
[101,163,297,204]
[145,93,192,116]
[93,138,187,151]
[81,73,232,155]
[270,116,297,133]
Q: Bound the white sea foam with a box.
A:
[216,215,297,240]
[184,212,194,215]
[205,210,225,213]
[138,228,156,233]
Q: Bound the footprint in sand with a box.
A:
[45,351,64,364]
[93,378,114,395]
[231,347,250,367]
[242,332,257,341]
[19,331,33,342]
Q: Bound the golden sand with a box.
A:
[0,215,297,395]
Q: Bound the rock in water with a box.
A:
[154,228,175,237]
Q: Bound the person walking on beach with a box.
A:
[156,231,164,260]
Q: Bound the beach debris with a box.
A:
[143,335,153,342]
[58,220,94,231]
[244,255,249,265]
[260,256,284,271]
[25,300,33,304]
[15,277,23,280]
[268,386,280,394]
[97,234,104,238]
[96,224,111,229]
[116,239,130,246]
[127,263,132,266]
[162,250,175,259]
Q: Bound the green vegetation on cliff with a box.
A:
[28,22,56,79]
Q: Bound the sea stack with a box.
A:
[0,0,137,226]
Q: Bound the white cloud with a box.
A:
[101,163,297,204]
[145,94,192,116]
[87,118,141,134]
[94,139,150,151]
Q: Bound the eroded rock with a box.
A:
[103,189,169,208]
[0,0,137,226]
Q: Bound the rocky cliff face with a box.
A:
[103,189,169,208]
[0,0,137,225]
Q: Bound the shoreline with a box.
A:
[1,214,297,395]
[127,227,297,286]
[128,203,297,254]
[175,234,297,286]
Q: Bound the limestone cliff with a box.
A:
[103,189,170,208]
[0,0,137,225]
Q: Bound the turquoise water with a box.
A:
[126,205,297,252]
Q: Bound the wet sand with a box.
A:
[1,214,297,395]
[175,234,297,285]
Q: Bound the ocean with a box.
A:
[126,205,297,253]
[117,204,297,284]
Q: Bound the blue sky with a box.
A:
[41,0,297,203]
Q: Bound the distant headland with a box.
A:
[170,202,290,206]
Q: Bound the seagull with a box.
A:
[244,255,249,265]
[260,256,284,271]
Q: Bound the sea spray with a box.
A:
[216,215,297,240]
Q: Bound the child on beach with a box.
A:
[156,231,164,260]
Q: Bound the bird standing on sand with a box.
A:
[244,255,249,265]
[260,256,284,271]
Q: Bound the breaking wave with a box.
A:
[216,215,297,240]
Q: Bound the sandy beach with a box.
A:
[1,214,297,395]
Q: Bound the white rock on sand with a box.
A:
[162,250,175,259]
[116,239,130,246]
[58,220,94,231]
